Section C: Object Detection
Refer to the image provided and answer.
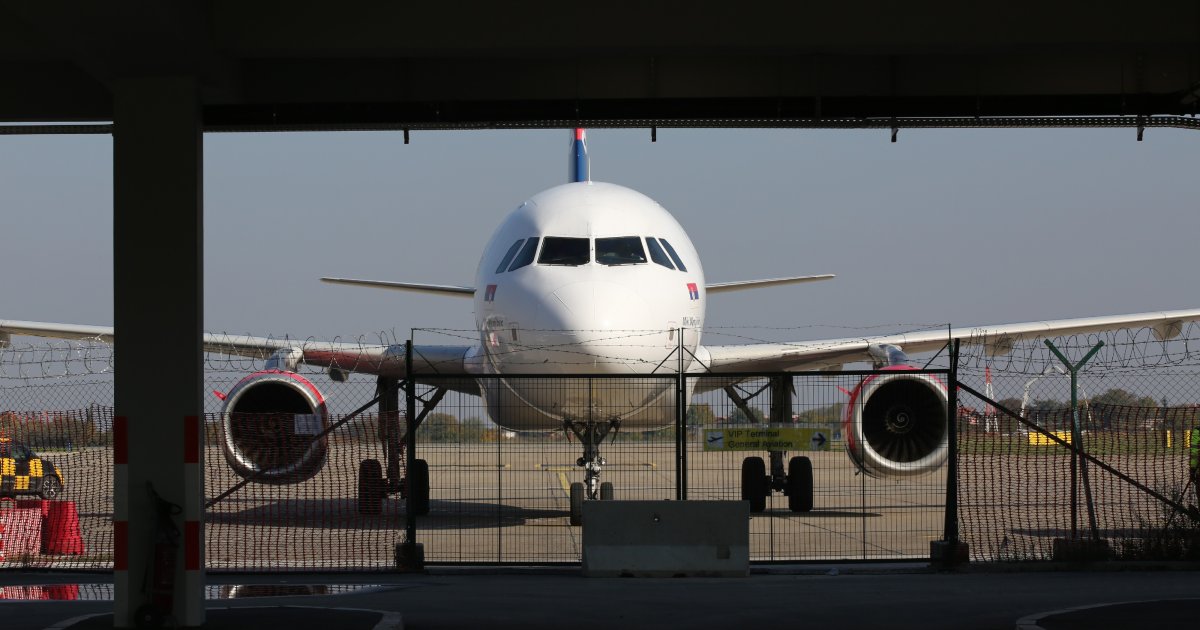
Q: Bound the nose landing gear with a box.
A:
[564,419,621,525]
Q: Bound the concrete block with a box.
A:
[582,500,749,577]
[394,542,425,572]
[1052,537,1112,562]
[929,540,969,567]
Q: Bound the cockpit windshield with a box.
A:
[595,236,646,266]
[538,237,590,266]
[495,239,525,273]
[507,237,539,271]
[645,237,674,269]
[659,238,687,272]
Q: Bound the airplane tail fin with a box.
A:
[570,128,590,183]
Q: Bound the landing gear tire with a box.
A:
[358,459,383,515]
[569,482,585,526]
[786,456,814,513]
[741,457,767,513]
[408,459,431,516]
[600,481,614,501]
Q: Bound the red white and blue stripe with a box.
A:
[570,128,590,183]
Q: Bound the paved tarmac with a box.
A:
[2,565,1199,630]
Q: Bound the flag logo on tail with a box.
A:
[485,284,497,302]
[687,283,699,300]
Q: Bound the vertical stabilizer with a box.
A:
[570,128,590,183]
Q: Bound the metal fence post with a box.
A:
[1044,339,1104,543]
[399,337,421,568]
[943,339,960,546]
[676,327,687,501]
[931,339,967,566]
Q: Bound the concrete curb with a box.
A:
[1014,598,1200,630]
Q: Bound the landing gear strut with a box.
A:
[728,375,816,513]
[564,419,621,525]
[357,377,444,516]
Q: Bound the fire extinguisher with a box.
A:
[135,483,182,629]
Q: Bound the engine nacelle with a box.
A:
[219,369,330,485]
[844,366,949,477]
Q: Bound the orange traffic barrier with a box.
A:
[44,501,85,555]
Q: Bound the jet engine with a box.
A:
[844,366,949,477]
[219,369,330,485]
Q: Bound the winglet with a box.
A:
[570,128,590,183]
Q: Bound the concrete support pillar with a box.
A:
[112,77,205,628]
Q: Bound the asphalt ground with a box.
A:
[7,436,1195,628]
[46,443,962,569]
[30,439,1190,570]
[2,567,1199,629]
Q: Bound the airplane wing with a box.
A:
[697,308,1200,375]
[0,319,478,394]
[705,274,834,294]
[320,277,474,297]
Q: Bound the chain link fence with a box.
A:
[1,327,1198,570]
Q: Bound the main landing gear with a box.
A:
[357,377,445,517]
[727,375,815,513]
[740,451,813,513]
[564,419,621,526]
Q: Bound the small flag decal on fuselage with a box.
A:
[687,283,699,300]
[485,284,497,302]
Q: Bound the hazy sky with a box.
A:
[2,126,1198,348]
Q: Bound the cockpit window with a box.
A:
[659,238,687,272]
[495,239,525,274]
[596,236,647,266]
[507,237,540,271]
[538,237,590,266]
[644,237,674,269]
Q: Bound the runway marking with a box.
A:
[556,472,570,494]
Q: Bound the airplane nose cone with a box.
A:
[533,281,662,371]
[542,281,648,331]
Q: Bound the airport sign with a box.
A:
[703,426,834,452]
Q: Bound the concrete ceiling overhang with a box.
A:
[3,1,1199,129]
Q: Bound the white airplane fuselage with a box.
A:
[464,181,706,431]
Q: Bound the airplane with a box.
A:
[4,128,1200,525]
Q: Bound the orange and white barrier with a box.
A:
[0,506,43,561]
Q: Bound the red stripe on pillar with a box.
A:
[184,520,200,571]
[114,520,128,570]
[184,415,200,464]
[113,416,128,465]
